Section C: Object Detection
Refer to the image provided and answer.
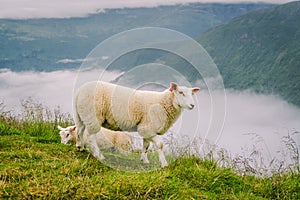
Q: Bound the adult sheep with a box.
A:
[74,81,199,167]
[57,125,133,154]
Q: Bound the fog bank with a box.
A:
[0,69,299,162]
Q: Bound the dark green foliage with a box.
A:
[198,1,300,106]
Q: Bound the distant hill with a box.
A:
[198,1,300,106]
[0,3,273,71]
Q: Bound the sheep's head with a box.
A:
[169,82,200,110]
[57,125,77,144]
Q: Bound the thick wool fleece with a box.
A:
[96,128,132,152]
[74,81,183,139]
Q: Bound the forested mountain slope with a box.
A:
[198,1,300,106]
[0,3,273,71]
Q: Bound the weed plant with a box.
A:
[0,98,73,142]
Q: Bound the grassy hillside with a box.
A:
[198,1,300,107]
[0,100,299,199]
[1,136,299,199]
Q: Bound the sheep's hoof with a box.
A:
[77,146,85,152]
[97,154,105,161]
[161,162,168,168]
[140,157,150,164]
[140,152,150,163]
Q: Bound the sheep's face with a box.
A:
[170,82,200,110]
[58,125,76,144]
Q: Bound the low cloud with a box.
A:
[56,58,86,64]
[0,0,294,19]
[0,68,122,114]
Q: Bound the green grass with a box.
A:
[1,134,299,199]
[0,100,299,199]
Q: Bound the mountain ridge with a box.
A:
[0,3,273,71]
[198,1,300,106]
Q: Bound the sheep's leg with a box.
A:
[151,135,168,167]
[88,133,105,161]
[76,122,85,151]
[141,138,150,164]
[75,114,86,151]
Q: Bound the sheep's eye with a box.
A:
[179,91,185,96]
[66,133,70,137]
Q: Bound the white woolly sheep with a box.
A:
[74,81,199,167]
[57,125,133,154]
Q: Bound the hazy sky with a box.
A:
[0,0,295,19]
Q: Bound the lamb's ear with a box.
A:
[71,126,76,132]
[169,82,178,92]
[57,125,64,131]
[192,87,200,95]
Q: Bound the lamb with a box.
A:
[58,125,77,144]
[57,125,133,154]
[74,81,200,167]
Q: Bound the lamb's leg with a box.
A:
[141,138,150,164]
[151,135,168,167]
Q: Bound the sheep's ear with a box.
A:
[192,87,200,95]
[57,125,64,131]
[169,82,178,92]
[71,126,76,132]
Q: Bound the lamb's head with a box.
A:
[57,125,77,144]
[169,82,200,110]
